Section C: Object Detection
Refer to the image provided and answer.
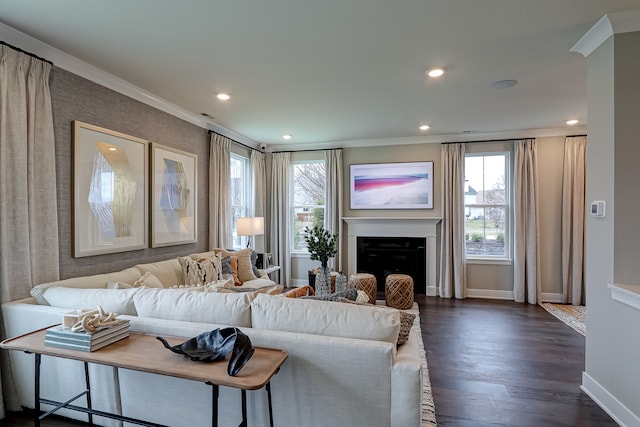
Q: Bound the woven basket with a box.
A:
[385,274,414,309]
[347,273,377,304]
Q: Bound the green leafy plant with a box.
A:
[471,232,483,242]
[303,225,337,268]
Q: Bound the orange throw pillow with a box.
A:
[230,256,242,286]
[284,285,315,298]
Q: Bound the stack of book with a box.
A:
[44,320,130,352]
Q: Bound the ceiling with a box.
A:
[2,1,640,149]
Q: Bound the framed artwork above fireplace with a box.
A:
[350,161,433,209]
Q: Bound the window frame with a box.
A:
[463,151,512,262]
[230,153,250,250]
[289,159,326,254]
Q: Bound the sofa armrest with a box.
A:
[391,329,423,427]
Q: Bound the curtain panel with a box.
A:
[438,143,467,299]
[513,139,541,304]
[269,152,291,285]
[325,149,343,272]
[562,136,587,305]
[250,150,267,253]
[208,133,231,249]
[0,45,60,414]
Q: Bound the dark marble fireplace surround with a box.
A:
[357,236,426,294]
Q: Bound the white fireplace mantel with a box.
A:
[343,217,441,296]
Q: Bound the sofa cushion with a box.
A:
[250,293,400,346]
[42,287,140,315]
[30,267,142,305]
[133,288,253,327]
[135,259,182,287]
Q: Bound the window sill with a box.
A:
[465,258,512,266]
[608,283,640,311]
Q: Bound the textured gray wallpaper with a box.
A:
[50,67,210,279]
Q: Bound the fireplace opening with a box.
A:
[356,236,426,295]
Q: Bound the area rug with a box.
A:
[404,304,437,426]
[541,303,586,336]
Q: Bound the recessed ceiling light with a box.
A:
[426,68,445,78]
[419,125,430,131]
[216,93,230,101]
[491,79,518,89]
[283,134,292,140]
[566,119,579,125]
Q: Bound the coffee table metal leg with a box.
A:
[83,362,94,426]
[34,353,41,427]
[266,382,274,427]
[209,382,219,427]
[240,390,247,427]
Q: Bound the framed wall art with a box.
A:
[350,161,434,209]
[150,143,198,247]
[73,121,148,257]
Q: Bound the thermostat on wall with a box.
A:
[591,201,606,217]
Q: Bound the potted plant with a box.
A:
[303,225,337,296]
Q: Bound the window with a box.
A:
[291,161,326,252]
[464,152,510,258]
[230,154,249,249]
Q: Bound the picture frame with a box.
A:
[150,143,198,247]
[73,121,148,257]
[350,161,434,209]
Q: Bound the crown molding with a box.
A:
[0,22,259,148]
[572,10,640,57]
[267,126,587,152]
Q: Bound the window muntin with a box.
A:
[230,154,249,249]
[290,161,326,252]
[464,153,510,259]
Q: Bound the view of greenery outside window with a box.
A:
[231,154,249,249]
[291,161,326,252]
[464,153,510,258]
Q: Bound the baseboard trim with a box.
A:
[581,371,640,427]
[426,286,437,296]
[540,292,564,303]
[465,289,514,300]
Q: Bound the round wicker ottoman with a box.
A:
[347,273,377,304]
[385,274,414,309]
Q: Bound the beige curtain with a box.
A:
[208,133,231,249]
[325,149,343,272]
[513,139,541,304]
[562,136,586,305]
[0,45,60,414]
[439,143,466,299]
[250,150,267,252]
[269,152,291,285]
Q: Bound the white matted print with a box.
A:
[150,143,197,247]
[73,121,148,257]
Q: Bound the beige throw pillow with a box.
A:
[132,272,164,288]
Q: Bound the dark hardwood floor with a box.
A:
[1,297,617,426]
[418,296,617,427]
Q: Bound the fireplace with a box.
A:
[357,236,426,294]
[344,217,441,296]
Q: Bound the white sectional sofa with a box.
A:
[1,251,423,427]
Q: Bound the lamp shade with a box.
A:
[237,217,264,236]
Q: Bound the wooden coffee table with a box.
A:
[1,326,288,427]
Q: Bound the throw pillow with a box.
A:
[178,253,223,286]
[132,272,164,288]
[221,256,232,275]
[397,311,416,346]
[213,248,257,283]
[106,281,133,289]
[230,256,242,286]
[216,284,283,297]
[283,285,315,298]
[301,288,359,302]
